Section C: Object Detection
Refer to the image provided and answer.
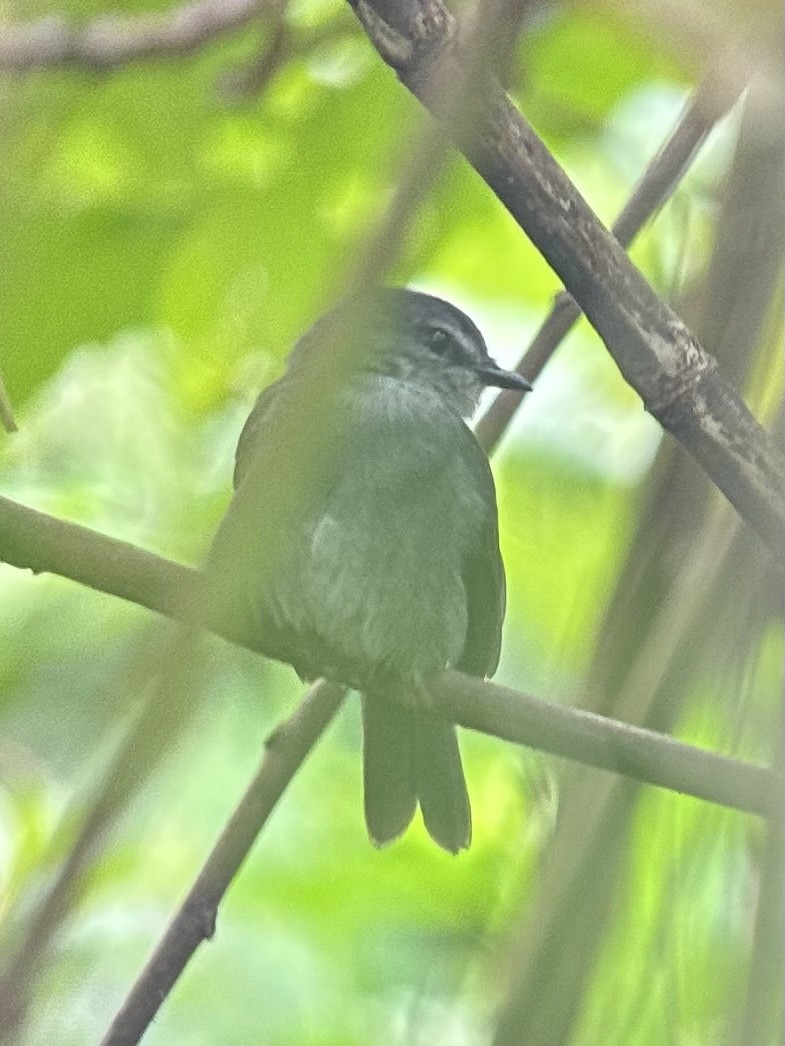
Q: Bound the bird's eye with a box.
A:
[428,327,450,351]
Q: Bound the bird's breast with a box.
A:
[241,379,489,687]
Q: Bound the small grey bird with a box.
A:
[215,288,529,853]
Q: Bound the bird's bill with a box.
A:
[476,363,533,392]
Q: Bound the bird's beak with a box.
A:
[476,362,532,393]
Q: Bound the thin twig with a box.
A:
[475,67,745,454]
[0,0,272,72]
[218,0,291,98]
[221,18,289,97]
[99,681,346,1046]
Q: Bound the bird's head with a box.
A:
[288,288,531,418]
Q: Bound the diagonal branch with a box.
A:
[348,0,785,553]
[0,34,498,1027]
[475,67,745,453]
[99,680,346,1046]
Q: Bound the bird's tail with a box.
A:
[361,695,471,854]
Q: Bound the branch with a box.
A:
[348,0,785,553]
[95,540,775,1046]
[1,494,780,816]
[93,11,537,1039]
[475,67,744,453]
[0,0,272,72]
[426,671,779,818]
[0,494,196,619]
[99,680,345,1046]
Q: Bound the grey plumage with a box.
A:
[215,289,529,853]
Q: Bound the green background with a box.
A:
[0,1,782,1043]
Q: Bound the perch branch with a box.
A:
[1,493,780,817]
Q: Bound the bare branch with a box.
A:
[489,80,785,1043]
[92,10,539,1038]
[426,670,780,818]
[0,494,196,620]
[0,0,272,72]
[348,0,785,553]
[1,493,780,817]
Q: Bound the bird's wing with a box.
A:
[209,376,325,589]
[233,382,283,491]
[456,428,506,679]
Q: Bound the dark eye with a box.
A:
[428,327,450,351]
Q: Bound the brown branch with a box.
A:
[348,0,785,554]
[475,67,745,453]
[99,680,346,1046]
[1,493,780,817]
[0,494,197,622]
[0,0,272,72]
[220,2,359,100]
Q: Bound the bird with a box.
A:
[211,288,530,853]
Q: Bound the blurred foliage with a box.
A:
[0,0,782,1044]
